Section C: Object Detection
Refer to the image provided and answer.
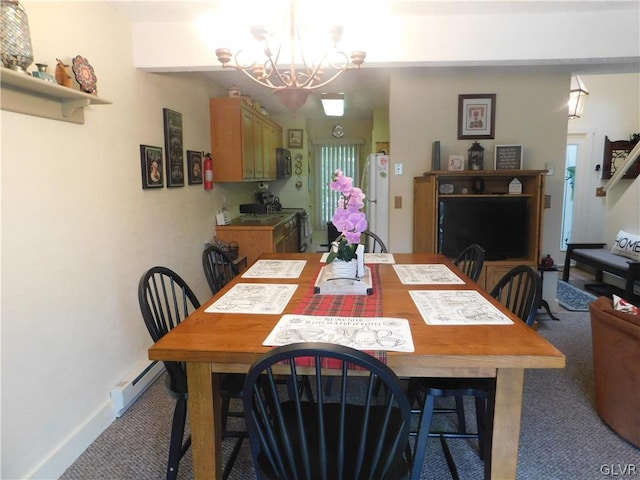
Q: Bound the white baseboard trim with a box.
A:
[25,401,114,480]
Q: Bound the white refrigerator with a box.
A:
[362,153,390,248]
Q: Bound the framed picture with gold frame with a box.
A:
[288,129,303,148]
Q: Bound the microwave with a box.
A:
[276,147,292,179]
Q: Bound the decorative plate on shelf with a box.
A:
[71,55,97,94]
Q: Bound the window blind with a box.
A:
[313,143,360,230]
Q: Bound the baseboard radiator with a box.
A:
[110,360,165,417]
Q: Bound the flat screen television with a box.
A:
[439,197,529,261]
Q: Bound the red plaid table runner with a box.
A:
[288,264,387,367]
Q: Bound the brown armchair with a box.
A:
[589,296,640,447]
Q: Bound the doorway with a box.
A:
[561,143,577,250]
[562,132,603,250]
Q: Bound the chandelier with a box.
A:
[215,0,365,114]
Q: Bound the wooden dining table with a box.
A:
[148,252,565,479]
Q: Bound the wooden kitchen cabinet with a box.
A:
[413,170,546,290]
[209,97,283,182]
[275,217,300,254]
[216,212,300,265]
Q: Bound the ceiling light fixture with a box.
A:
[215,0,365,115]
[321,93,345,116]
[568,75,589,119]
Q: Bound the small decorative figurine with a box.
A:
[471,176,485,194]
[55,58,72,87]
[541,254,555,268]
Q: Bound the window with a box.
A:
[313,143,361,231]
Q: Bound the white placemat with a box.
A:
[393,264,465,284]
[263,314,415,352]
[205,283,298,314]
[241,259,307,278]
[409,289,513,325]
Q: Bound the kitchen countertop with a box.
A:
[217,211,298,229]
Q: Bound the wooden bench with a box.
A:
[563,243,640,299]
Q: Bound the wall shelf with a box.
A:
[0,67,111,124]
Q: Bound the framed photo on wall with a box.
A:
[163,108,185,187]
[494,145,524,170]
[187,150,203,185]
[458,94,496,140]
[140,145,164,189]
[288,129,303,148]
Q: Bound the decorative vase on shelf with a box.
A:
[331,259,358,279]
[32,63,55,83]
[0,0,34,72]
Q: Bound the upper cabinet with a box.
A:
[602,134,640,180]
[0,68,111,124]
[209,97,283,182]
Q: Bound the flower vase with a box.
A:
[331,259,358,279]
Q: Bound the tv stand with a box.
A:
[414,170,546,290]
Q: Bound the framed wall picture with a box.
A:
[458,94,496,140]
[288,129,303,148]
[187,150,203,185]
[375,141,390,154]
[494,145,524,170]
[163,108,185,187]
[140,145,164,189]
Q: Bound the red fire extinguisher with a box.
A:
[204,153,213,190]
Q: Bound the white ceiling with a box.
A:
[109,0,640,120]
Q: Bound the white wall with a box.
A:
[387,69,570,261]
[568,73,640,241]
[2,4,638,478]
[0,2,252,478]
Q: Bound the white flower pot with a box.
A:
[331,259,358,278]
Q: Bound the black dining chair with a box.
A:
[138,266,245,480]
[443,243,487,435]
[202,244,240,295]
[453,243,486,282]
[361,230,388,253]
[242,342,413,480]
[490,265,542,327]
[410,265,541,480]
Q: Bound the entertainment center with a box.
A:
[414,170,546,290]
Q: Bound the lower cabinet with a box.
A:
[216,213,300,266]
[274,218,299,253]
